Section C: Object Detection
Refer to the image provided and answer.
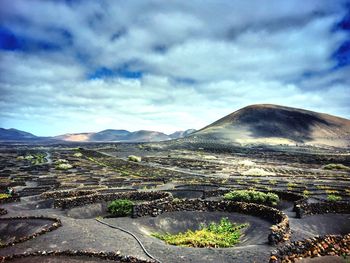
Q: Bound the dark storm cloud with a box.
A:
[0,0,349,135]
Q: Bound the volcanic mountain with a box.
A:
[190,104,350,148]
[0,128,38,141]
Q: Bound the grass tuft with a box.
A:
[323,163,350,171]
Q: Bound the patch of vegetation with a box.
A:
[108,199,134,216]
[242,168,274,176]
[55,163,73,170]
[24,155,34,160]
[31,153,46,165]
[152,217,248,248]
[303,190,310,197]
[287,182,297,188]
[224,190,279,206]
[22,153,46,165]
[269,179,277,185]
[317,185,330,190]
[327,194,342,202]
[237,160,255,166]
[325,189,339,194]
[73,152,83,157]
[250,178,260,184]
[323,163,350,171]
[128,155,141,162]
[0,193,11,199]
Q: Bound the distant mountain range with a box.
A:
[0,128,196,142]
[189,104,350,148]
[0,128,38,141]
[2,104,350,147]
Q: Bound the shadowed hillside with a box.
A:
[190,104,350,148]
[0,128,37,141]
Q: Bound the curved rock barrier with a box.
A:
[0,194,20,204]
[0,216,62,248]
[204,189,304,202]
[133,199,289,245]
[0,208,7,216]
[54,191,173,209]
[0,250,154,263]
[41,189,98,199]
[270,233,350,263]
[295,200,350,218]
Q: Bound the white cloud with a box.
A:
[0,0,349,135]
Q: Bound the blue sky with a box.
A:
[0,0,350,136]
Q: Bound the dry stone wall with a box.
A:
[270,234,350,263]
[133,199,290,245]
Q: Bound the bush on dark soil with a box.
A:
[107,199,134,216]
[224,190,279,206]
[152,217,248,248]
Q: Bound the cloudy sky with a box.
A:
[0,0,350,136]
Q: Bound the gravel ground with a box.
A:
[3,256,118,263]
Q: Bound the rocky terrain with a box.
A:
[0,140,349,262]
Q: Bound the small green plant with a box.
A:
[269,180,277,186]
[287,182,297,188]
[108,199,134,216]
[73,152,83,157]
[327,194,342,202]
[250,178,260,184]
[224,190,279,206]
[55,163,73,170]
[152,217,248,248]
[128,155,141,162]
[325,189,339,194]
[303,190,310,197]
[0,193,11,199]
[323,163,350,171]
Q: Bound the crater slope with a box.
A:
[190,104,350,148]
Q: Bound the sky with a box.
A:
[0,0,350,136]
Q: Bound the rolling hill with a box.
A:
[189,104,350,148]
[54,129,195,142]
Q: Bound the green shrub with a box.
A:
[73,152,83,157]
[303,190,310,197]
[224,190,279,206]
[323,163,350,171]
[55,163,73,170]
[327,194,342,202]
[128,155,141,162]
[152,217,248,248]
[108,199,134,216]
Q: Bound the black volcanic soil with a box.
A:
[0,218,55,244]
[289,214,350,241]
[4,256,118,263]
